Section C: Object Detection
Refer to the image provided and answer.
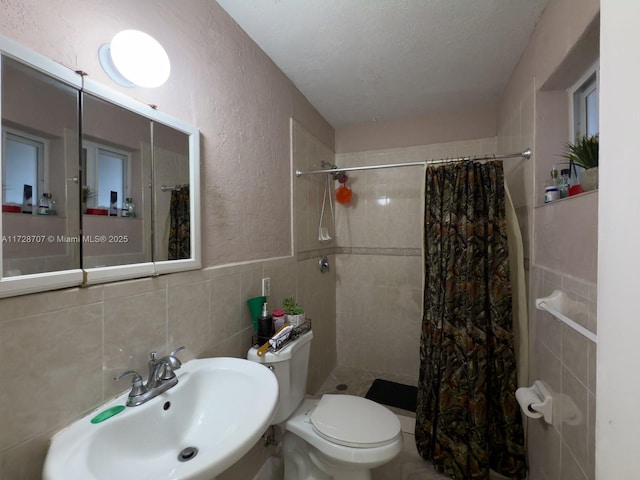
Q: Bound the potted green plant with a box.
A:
[560,134,599,192]
[283,296,305,327]
[82,186,95,213]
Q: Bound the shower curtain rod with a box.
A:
[295,148,531,177]
[160,183,189,192]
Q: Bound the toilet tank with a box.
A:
[247,330,313,424]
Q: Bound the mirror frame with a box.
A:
[0,34,201,297]
[151,109,201,276]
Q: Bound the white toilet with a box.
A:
[247,330,403,480]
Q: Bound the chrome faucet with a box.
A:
[115,346,186,407]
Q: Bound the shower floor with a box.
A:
[315,366,510,480]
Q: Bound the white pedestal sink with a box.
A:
[43,357,278,480]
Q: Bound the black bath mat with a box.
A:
[365,379,418,412]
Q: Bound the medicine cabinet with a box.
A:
[0,34,200,297]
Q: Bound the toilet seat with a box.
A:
[310,394,401,448]
[285,397,404,471]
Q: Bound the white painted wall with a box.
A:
[597,0,640,477]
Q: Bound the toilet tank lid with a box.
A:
[247,329,313,362]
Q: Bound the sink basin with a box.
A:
[43,357,278,480]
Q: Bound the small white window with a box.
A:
[2,130,46,206]
[82,141,131,209]
[571,62,599,139]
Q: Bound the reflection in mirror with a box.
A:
[0,36,199,296]
[81,93,152,268]
[153,122,190,261]
[1,55,80,276]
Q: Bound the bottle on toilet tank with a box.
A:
[257,302,274,345]
[272,309,285,331]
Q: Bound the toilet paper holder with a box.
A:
[516,380,553,425]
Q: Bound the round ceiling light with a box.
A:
[99,30,170,88]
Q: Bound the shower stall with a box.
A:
[293,118,529,479]
[294,120,528,381]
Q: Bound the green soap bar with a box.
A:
[91,405,126,424]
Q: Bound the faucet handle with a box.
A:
[114,370,142,382]
[170,346,186,357]
[167,346,185,369]
[114,370,145,396]
[159,346,186,381]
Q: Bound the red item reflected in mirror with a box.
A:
[568,184,584,196]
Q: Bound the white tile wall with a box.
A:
[334,138,498,378]
[498,64,597,479]
[529,265,596,480]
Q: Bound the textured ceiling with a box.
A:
[216,0,549,129]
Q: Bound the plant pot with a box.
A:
[581,167,598,192]
[286,313,305,327]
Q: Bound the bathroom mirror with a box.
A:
[152,121,190,262]
[0,49,84,297]
[81,89,153,270]
[0,34,200,296]
[151,110,200,275]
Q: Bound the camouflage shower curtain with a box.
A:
[415,161,526,480]
[168,186,190,260]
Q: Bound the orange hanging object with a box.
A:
[336,184,352,204]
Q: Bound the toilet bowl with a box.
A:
[283,396,403,480]
[247,329,403,479]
